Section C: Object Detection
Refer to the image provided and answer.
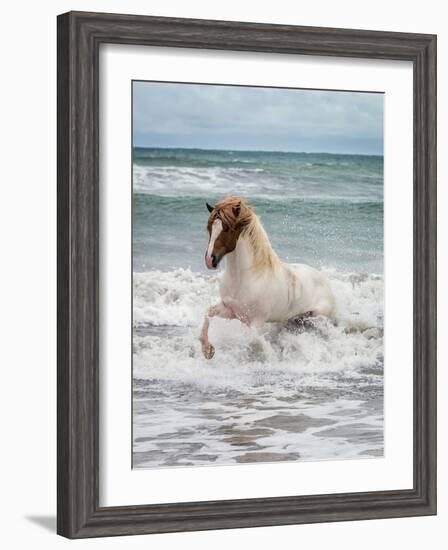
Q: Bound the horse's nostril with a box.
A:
[212,254,218,268]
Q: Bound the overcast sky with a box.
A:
[133,81,383,155]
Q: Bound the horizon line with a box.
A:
[133,145,383,157]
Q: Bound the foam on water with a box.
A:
[133,268,383,379]
[133,268,383,468]
[133,165,281,200]
[133,156,383,203]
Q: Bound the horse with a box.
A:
[199,196,335,359]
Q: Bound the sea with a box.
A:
[132,147,384,468]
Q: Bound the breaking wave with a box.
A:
[133,268,383,390]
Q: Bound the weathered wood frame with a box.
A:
[57,11,437,538]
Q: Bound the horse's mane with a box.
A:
[213,196,279,272]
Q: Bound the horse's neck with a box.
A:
[224,233,276,284]
[224,237,253,278]
[224,216,279,284]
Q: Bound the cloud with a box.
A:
[133,81,383,155]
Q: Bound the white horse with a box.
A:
[199,196,335,359]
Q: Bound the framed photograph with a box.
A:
[57,11,437,538]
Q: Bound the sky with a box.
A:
[133,81,383,155]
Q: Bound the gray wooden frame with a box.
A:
[57,10,437,539]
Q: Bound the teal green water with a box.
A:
[133,147,383,273]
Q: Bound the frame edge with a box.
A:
[57,11,437,538]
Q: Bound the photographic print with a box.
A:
[132,81,384,469]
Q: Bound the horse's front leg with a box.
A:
[199,302,235,359]
[218,296,263,328]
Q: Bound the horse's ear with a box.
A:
[206,202,214,213]
[232,203,241,218]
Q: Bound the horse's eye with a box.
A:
[223,225,229,232]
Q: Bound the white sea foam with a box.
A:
[133,268,217,327]
[133,267,383,392]
[133,164,382,204]
[133,268,383,468]
[133,165,270,197]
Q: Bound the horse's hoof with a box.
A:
[202,344,215,360]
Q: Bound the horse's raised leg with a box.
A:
[199,316,214,359]
[199,302,235,360]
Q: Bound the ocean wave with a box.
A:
[133,268,217,327]
[133,154,258,169]
[133,162,383,204]
[133,267,383,391]
[133,164,268,197]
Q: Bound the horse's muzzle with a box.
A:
[205,252,219,269]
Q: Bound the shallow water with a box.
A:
[133,269,383,468]
[132,148,384,469]
[133,376,383,468]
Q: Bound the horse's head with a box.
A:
[204,196,252,270]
